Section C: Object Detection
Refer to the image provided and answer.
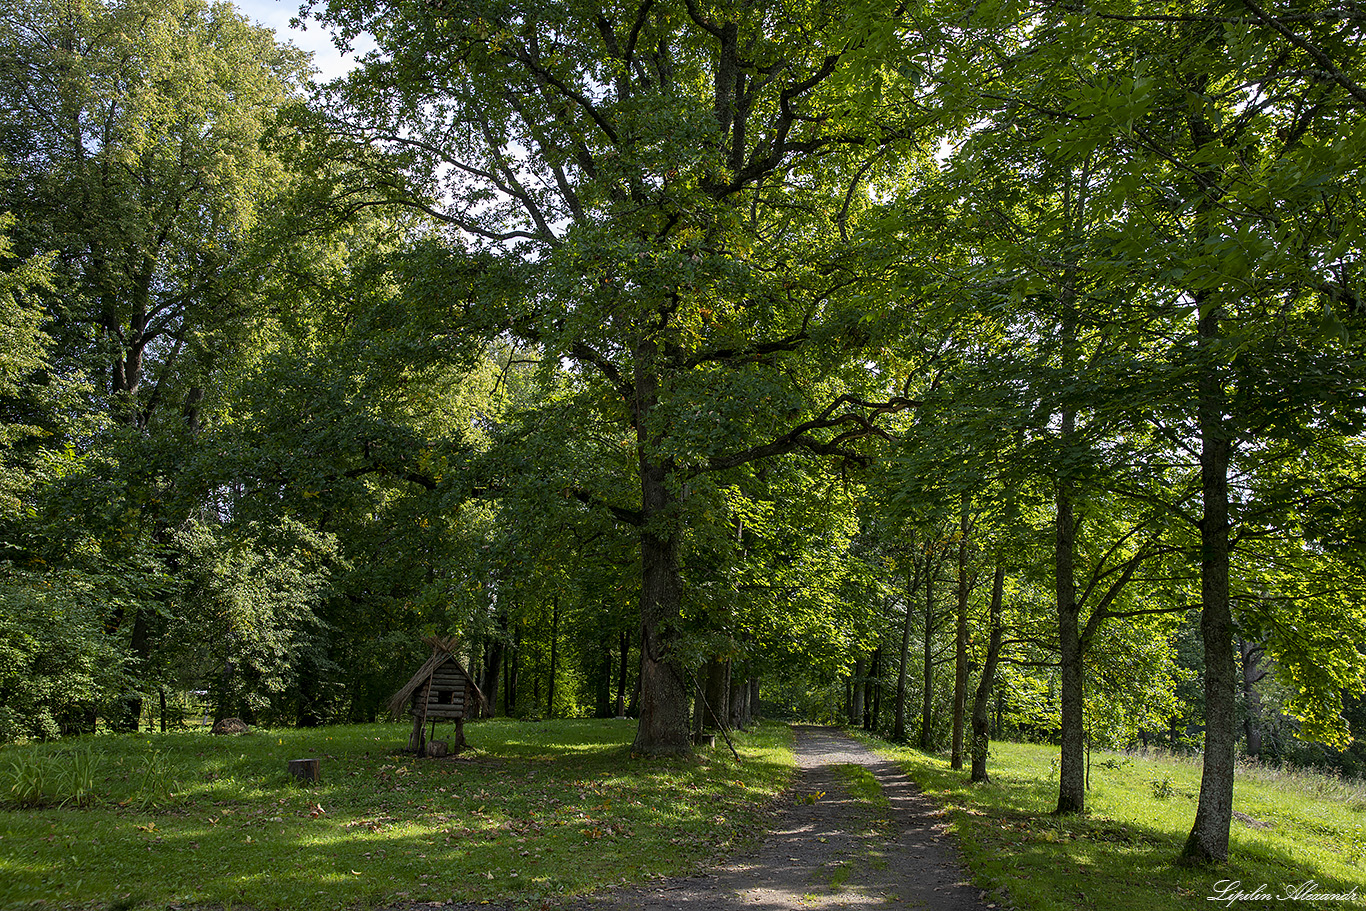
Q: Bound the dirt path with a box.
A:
[575,725,998,911]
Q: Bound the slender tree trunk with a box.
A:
[729,661,746,729]
[1183,295,1237,864]
[616,629,630,716]
[115,607,155,732]
[483,612,506,717]
[506,624,520,716]
[971,562,1007,783]
[951,501,970,770]
[852,657,867,728]
[595,641,612,717]
[868,647,881,731]
[1056,478,1086,814]
[704,658,728,731]
[692,670,705,740]
[920,565,936,751]
[742,660,754,727]
[547,595,560,718]
[1240,639,1266,757]
[893,561,921,743]
[503,644,511,716]
[629,657,642,718]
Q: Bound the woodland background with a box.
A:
[2,0,1365,866]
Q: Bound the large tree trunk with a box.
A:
[971,562,1006,783]
[1183,296,1237,864]
[631,455,692,755]
[630,337,693,755]
[951,502,970,770]
[1056,479,1086,814]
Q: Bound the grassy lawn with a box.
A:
[0,719,794,910]
[860,735,1366,911]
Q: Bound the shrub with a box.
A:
[0,571,127,743]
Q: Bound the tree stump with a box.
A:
[288,758,321,784]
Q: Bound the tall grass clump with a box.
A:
[3,747,101,808]
[4,751,53,808]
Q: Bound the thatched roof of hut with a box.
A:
[387,635,488,720]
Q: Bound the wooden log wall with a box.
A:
[413,662,475,720]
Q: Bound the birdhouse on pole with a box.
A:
[388,636,487,756]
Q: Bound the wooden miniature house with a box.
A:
[388,636,487,755]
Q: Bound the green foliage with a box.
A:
[172,519,338,721]
[0,0,1363,860]
[0,571,127,743]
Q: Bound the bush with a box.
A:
[0,571,127,743]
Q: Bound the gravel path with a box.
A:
[576,725,999,911]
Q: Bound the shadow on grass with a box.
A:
[858,736,1365,911]
[0,719,794,911]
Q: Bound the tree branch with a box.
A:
[570,488,643,526]
[1239,0,1366,109]
[702,394,918,474]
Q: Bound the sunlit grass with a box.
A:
[0,719,794,910]
[834,763,887,808]
[855,734,1366,911]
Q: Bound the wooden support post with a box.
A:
[408,677,431,753]
[451,717,466,752]
[288,758,321,784]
